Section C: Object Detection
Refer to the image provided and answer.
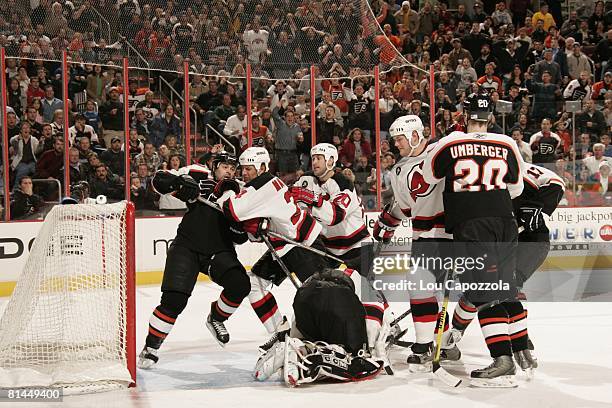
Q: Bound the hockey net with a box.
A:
[0,202,136,394]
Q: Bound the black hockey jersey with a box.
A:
[152,164,247,254]
[422,131,524,231]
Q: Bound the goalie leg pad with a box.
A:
[298,343,383,385]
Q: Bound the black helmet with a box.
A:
[464,92,492,121]
[211,151,237,169]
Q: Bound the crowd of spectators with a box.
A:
[0,0,611,218]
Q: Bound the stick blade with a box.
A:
[432,363,463,387]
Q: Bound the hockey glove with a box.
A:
[373,204,401,244]
[243,218,269,242]
[289,186,323,207]
[174,175,200,202]
[519,206,544,232]
[213,178,241,198]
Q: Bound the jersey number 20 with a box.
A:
[453,158,508,192]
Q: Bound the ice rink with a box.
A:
[3,280,611,408]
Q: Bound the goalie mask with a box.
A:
[239,147,270,174]
[389,115,425,155]
[310,143,338,174]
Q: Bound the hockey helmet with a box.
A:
[211,150,237,170]
[389,115,425,151]
[463,92,492,121]
[239,147,270,173]
[310,143,338,171]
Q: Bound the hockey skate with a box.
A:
[258,316,290,353]
[206,313,229,347]
[470,355,518,388]
[254,341,286,381]
[439,328,463,363]
[514,349,538,380]
[407,343,433,373]
[137,346,159,369]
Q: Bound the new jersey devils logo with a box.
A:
[406,163,435,201]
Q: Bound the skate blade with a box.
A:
[408,362,432,373]
[522,367,535,381]
[470,375,518,388]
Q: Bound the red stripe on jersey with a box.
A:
[453,315,473,325]
[410,296,438,305]
[220,293,241,308]
[251,292,273,309]
[148,326,167,339]
[524,177,538,189]
[485,334,511,345]
[153,309,177,324]
[215,302,231,318]
[459,299,477,312]
[412,212,446,232]
[260,305,279,323]
[510,329,528,340]
[224,199,240,222]
[509,311,527,322]
[413,314,438,323]
[321,224,369,249]
[479,317,509,326]
[296,212,316,243]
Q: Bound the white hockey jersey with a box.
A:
[218,172,322,257]
[389,143,452,240]
[294,172,371,256]
[518,162,566,216]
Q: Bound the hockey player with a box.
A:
[421,92,526,387]
[138,152,250,369]
[290,143,370,264]
[447,162,565,371]
[371,115,459,371]
[216,147,326,341]
[289,143,388,351]
[253,268,384,387]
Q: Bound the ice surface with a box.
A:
[1,281,611,408]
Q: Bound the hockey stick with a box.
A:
[432,269,463,388]
[261,235,301,290]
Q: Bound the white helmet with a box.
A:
[239,147,270,174]
[389,115,425,151]
[310,143,338,171]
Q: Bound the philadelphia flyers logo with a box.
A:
[406,163,435,201]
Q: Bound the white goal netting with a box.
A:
[0,202,134,394]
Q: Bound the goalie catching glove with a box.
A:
[519,206,544,232]
[289,186,323,207]
[373,204,401,243]
[174,175,200,202]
